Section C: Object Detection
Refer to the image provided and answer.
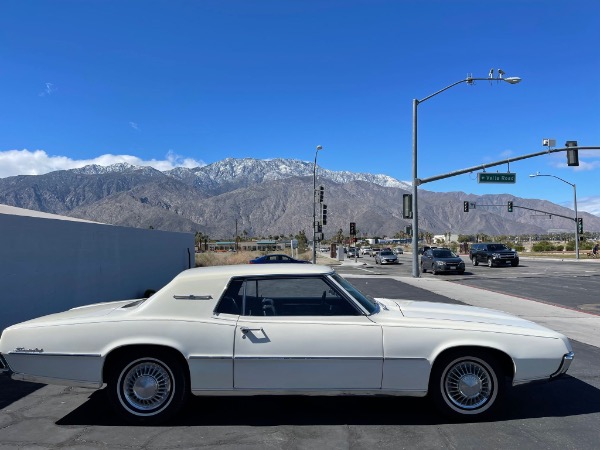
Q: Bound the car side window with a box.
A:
[214,279,244,315]
[242,277,360,317]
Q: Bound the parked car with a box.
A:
[469,243,519,267]
[393,247,404,255]
[249,254,310,264]
[421,248,466,274]
[375,250,399,264]
[0,264,573,424]
[418,245,437,255]
[360,247,372,256]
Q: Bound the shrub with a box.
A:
[532,241,563,252]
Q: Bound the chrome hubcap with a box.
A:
[445,360,492,409]
[122,360,172,412]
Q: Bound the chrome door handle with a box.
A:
[240,326,263,334]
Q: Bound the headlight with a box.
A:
[492,253,500,258]
[436,261,446,266]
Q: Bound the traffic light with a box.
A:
[321,204,328,225]
[508,201,513,212]
[350,222,356,235]
[577,217,583,234]
[463,201,469,212]
[403,194,413,219]
[318,186,324,202]
[566,141,579,167]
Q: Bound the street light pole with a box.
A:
[312,145,323,264]
[411,73,521,277]
[529,173,579,259]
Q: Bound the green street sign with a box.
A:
[477,172,516,184]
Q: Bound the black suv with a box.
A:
[469,243,519,267]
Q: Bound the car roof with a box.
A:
[174,263,333,281]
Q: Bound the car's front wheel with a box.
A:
[471,257,478,266]
[429,350,506,419]
[107,350,188,424]
[421,263,427,273]
[487,257,494,267]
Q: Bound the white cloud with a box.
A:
[39,82,56,97]
[129,121,139,131]
[578,196,600,216]
[0,149,205,178]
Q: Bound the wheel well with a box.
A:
[432,346,514,381]
[103,344,190,386]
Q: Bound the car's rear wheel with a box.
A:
[107,350,188,424]
[430,350,506,419]
[487,257,494,267]
[471,257,478,266]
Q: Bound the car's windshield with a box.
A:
[330,273,378,314]
[489,244,508,251]
[380,251,393,256]
[433,250,455,258]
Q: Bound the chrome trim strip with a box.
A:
[190,388,428,397]
[233,356,382,361]
[8,352,101,358]
[188,355,425,361]
[550,351,575,379]
[174,294,213,300]
[11,372,102,389]
[189,355,232,360]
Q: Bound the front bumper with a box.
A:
[550,351,575,379]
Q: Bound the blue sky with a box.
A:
[1,0,599,214]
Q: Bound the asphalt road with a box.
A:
[337,253,600,314]
[1,266,600,449]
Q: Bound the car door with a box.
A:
[233,276,383,390]
[421,249,431,270]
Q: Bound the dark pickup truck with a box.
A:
[469,243,519,267]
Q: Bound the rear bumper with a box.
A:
[0,353,12,375]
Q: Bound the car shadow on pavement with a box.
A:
[0,377,45,409]
[56,375,600,427]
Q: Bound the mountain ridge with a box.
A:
[1,158,598,238]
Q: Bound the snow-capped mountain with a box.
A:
[1,157,598,236]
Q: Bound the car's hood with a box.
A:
[4,299,145,330]
[374,298,556,336]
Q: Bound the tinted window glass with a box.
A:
[242,276,360,317]
[330,273,377,314]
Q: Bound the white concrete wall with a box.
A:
[0,211,194,332]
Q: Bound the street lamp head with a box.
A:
[316,145,323,151]
[504,77,522,85]
[529,172,540,178]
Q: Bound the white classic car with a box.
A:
[0,264,574,424]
